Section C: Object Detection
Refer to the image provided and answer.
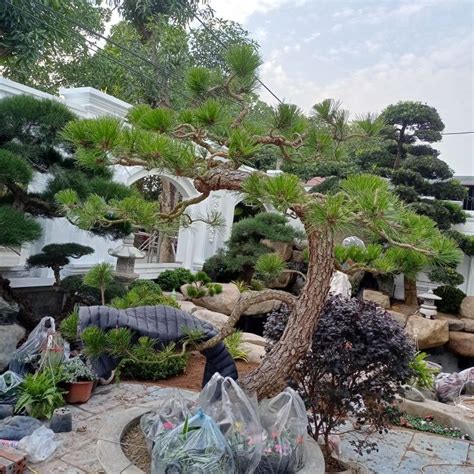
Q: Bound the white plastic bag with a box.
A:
[257,388,307,474]
[9,317,56,375]
[199,373,264,473]
[18,426,58,463]
[0,371,23,404]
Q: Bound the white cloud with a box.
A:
[209,0,308,24]
[303,32,321,43]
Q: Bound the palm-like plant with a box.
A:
[83,262,114,305]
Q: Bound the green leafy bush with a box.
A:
[155,268,193,291]
[110,280,179,309]
[428,267,464,287]
[15,372,65,420]
[433,285,466,314]
[59,310,79,343]
[81,327,187,382]
[184,271,222,298]
[408,352,439,390]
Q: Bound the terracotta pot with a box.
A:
[65,381,94,404]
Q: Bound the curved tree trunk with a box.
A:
[158,179,176,263]
[241,229,334,399]
[404,275,418,306]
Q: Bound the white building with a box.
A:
[1,76,474,298]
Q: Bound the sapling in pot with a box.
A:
[62,357,97,404]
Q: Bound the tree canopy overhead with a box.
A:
[54,44,461,398]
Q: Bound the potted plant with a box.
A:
[62,358,97,404]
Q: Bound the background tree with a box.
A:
[27,243,94,286]
[55,46,461,398]
[83,262,115,305]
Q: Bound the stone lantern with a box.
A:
[418,289,442,319]
[108,235,145,285]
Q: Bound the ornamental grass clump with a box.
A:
[264,295,415,456]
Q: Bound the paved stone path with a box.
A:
[31,382,474,473]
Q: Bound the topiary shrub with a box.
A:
[264,296,415,455]
[156,268,193,291]
[184,271,222,299]
[433,285,466,314]
[110,280,179,309]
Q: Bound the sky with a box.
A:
[209,0,474,176]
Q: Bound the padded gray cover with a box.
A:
[78,305,237,387]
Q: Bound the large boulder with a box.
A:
[241,342,265,364]
[241,332,266,347]
[362,289,390,309]
[0,324,25,371]
[447,331,474,357]
[181,283,240,316]
[438,314,465,332]
[388,310,409,327]
[193,309,228,330]
[462,318,474,333]
[329,271,351,298]
[460,296,474,320]
[260,239,293,261]
[0,297,19,325]
[405,315,449,349]
[177,301,199,314]
[244,298,281,316]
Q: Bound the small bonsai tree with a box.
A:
[184,271,223,298]
[264,296,415,457]
[26,243,94,286]
[156,267,193,291]
[83,262,114,305]
[110,280,178,309]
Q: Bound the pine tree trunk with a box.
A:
[100,285,105,306]
[158,179,175,263]
[241,229,334,399]
[53,266,61,286]
[404,275,418,306]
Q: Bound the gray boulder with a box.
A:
[0,324,25,371]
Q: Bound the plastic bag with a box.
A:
[18,426,58,463]
[459,367,474,395]
[435,372,465,402]
[256,388,307,474]
[9,317,56,375]
[151,409,235,474]
[141,388,196,452]
[199,373,263,474]
[0,371,23,404]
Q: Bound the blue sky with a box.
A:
[210,0,474,175]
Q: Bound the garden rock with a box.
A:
[0,297,19,325]
[241,332,266,347]
[193,309,228,330]
[462,318,474,333]
[241,342,265,364]
[329,271,352,298]
[177,301,199,314]
[243,298,281,316]
[405,315,449,349]
[260,239,293,261]
[447,331,474,357]
[0,324,25,371]
[460,296,474,320]
[0,416,42,440]
[438,314,465,332]
[268,271,292,289]
[402,384,425,402]
[163,291,184,301]
[292,250,305,263]
[362,289,390,309]
[388,310,409,327]
[190,283,240,315]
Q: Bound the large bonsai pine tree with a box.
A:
[57,45,461,398]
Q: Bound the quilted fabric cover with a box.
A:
[78,305,238,387]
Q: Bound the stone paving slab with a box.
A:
[30,383,474,474]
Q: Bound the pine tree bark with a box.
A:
[240,228,334,399]
[404,275,418,306]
